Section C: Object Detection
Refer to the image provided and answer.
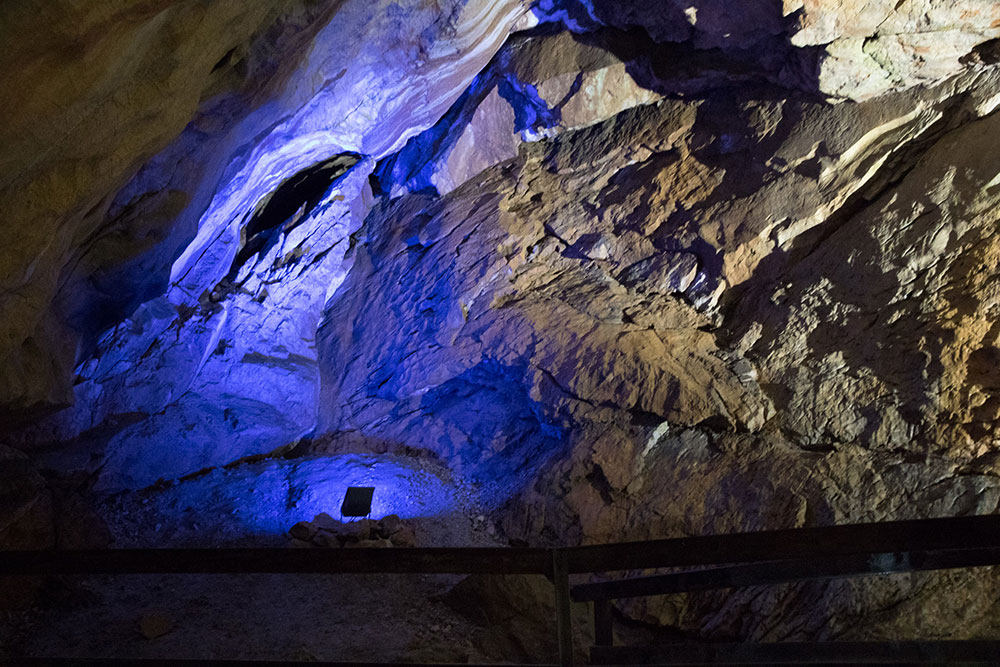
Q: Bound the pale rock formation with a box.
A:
[790,1,1000,99]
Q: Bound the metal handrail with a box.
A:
[4,514,1000,666]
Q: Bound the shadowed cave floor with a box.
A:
[7,452,994,660]
[13,572,488,662]
[5,452,597,663]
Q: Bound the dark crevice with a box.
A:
[211,47,238,74]
[586,463,616,504]
[961,37,1000,66]
[226,152,361,280]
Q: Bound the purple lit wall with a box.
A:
[23,0,534,498]
[146,454,460,537]
[17,0,665,525]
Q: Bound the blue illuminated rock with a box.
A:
[8,0,536,490]
[378,29,664,197]
[0,0,533,424]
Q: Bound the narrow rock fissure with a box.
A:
[227,152,362,280]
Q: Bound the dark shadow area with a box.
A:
[574,25,821,101]
[537,0,822,100]
[226,152,361,279]
[412,359,568,492]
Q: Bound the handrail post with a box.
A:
[552,548,573,666]
[593,598,613,646]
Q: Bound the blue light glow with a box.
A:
[374,70,496,195]
[496,76,561,139]
[150,454,459,536]
[34,2,565,518]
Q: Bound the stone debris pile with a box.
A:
[287,512,416,548]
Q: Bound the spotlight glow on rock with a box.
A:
[135,454,459,537]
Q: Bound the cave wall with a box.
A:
[0,0,336,420]
[0,0,532,426]
[3,0,536,487]
[3,0,1000,641]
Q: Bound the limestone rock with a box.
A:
[377,514,403,538]
[1,0,531,431]
[378,28,664,198]
[311,531,342,548]
[289,512,417,548]
[348,538,393,549]
[316,43,1000,640]
[289,521,316,542]
[3,0,998,431]
[445,574,592,663]
[312,513,341,533]
[792,2,1000,99]
[738,109,1000,456]
[618,253,699,295]
[0,0,339,421]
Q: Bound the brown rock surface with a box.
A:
[314,59,1000,638]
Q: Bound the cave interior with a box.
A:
[3,0,1000,661]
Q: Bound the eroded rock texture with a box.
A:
[0,0,532,426]
[4,0,1000,644]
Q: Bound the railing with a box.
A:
[3,515,1000,665]
[568,514,1000,664]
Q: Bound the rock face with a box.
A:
[288,512,417,548]
[0,0,343,422]
[4,0,534,489]
[0,0,532,428]
[4,0,1000,645]
[49,155,374,490]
